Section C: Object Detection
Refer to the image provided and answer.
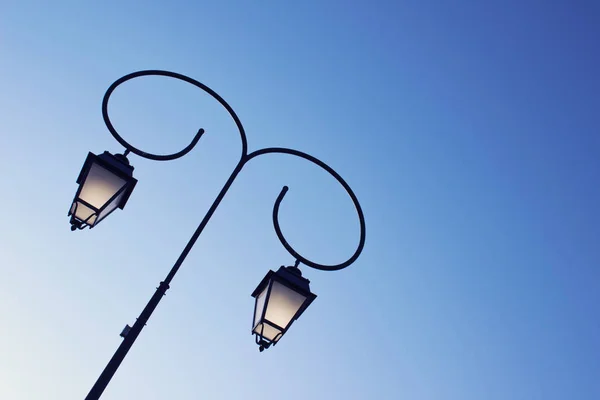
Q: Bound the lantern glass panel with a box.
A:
[79,163,127,210]
[253,286,268,330]
[70,201,97,225]
[265,281,307,330]
[253,322,282,342]
[97,190,127,222]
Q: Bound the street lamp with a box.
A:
[73,70,366,400]
[68,151,136,230]
[252,264,317,351]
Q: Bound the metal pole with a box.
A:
[84,161,245,400]
[83,70,366,399]
[84,282,168,400]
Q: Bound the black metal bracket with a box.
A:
[85,69,366,400]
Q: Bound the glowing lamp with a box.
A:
[68,151,137,230]
[251,265,317,351]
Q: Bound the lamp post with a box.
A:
[70,70,366,400]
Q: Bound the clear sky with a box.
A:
[1,1,599,399]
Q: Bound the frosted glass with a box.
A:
[253,323,282,342]
[72,201,97,226]
[264,281,307,330]
[79,163,126,210]
[253,286,267,329]
[97,190,126,222]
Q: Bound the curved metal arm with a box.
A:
[85,70,366,399]
[102,70,248,161]
[246,147,366,271]
[101,70,365,271]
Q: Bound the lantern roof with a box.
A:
[77,151,134,186]
[251,265,313,299]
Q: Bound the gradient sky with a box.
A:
[1,1,599,399]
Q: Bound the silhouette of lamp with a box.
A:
[252,265,317,351]
[70,70,366,400]
[68,151,137,231]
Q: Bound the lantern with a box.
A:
[251,265,317,351]
[68,151,137,230]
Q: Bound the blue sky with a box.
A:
[1,1,599,399]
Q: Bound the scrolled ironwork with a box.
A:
[84,69,366,400]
